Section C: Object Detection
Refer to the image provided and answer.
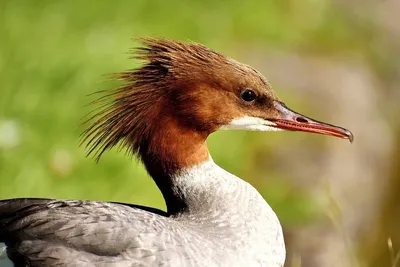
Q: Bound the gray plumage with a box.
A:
[0,161,285,267]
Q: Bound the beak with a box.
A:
[270,101,354,143]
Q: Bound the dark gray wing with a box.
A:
[0,198,196,267]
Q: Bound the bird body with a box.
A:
[1,161,285,267]
[0,38,352,267]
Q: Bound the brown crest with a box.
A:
[81,38,278,175]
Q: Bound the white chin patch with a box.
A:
[220,116,283,132]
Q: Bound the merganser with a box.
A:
[0,38,353,267]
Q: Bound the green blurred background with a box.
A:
[1,1,399,266]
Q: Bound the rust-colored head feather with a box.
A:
[81,38,283,178]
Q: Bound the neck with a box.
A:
[138,116,272,219]
[139,117,210,214]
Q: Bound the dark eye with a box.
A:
[240,90,257,102]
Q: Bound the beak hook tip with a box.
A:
[346,130,354,143]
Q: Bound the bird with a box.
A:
[0,38,353,267]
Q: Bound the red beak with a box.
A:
[270,101,354,143]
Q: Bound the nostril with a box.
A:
[295,117,308,123]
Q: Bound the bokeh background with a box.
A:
[1,1,399,266]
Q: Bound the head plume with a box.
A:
[81,38,235,161]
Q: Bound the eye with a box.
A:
[240,90,257,102]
